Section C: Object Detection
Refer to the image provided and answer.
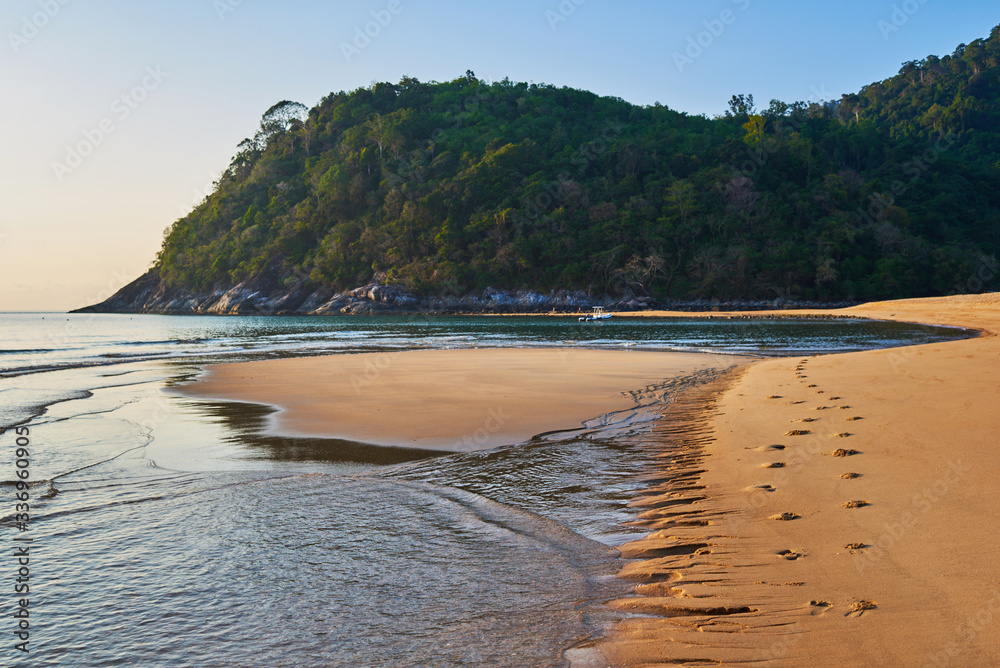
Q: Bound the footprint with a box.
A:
[828,449,861,457]
[830,396,842,400]
[748,484,776,492]
[846,416,864,421]
[814,406,831,410]
[845,543,866,551]
[795,417,819,422]
[807,384,818,388]
[788,400,806,405]
[770,512,801,521]
[763,462,786,469]
[767,395,783,399]
[842,500,870,509]
[835,432,853,438]
[777,549,804,560]
[785,429,811,436]
[809,600,833,616]
[846,600,877,617]
[839,405,852,410]
[841,472,862,479]
[816,390,826,394]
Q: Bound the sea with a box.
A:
[0,313,967,667]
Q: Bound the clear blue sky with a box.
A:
[2,0,998,310]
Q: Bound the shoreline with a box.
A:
[70,268,856,316]
[593,293,1000,666]
[564,365,747,667]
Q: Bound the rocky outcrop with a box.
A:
[72,270,854,315]
[72,270,600,315]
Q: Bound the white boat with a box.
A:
[579,306,612,322]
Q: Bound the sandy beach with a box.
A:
[176,295,1000,665]
[592,293,1000,666]
[177,348,741,451]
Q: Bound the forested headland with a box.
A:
[86,26,1000,313]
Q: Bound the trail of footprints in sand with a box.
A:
[762,357,877,617]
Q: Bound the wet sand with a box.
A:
[592,293,1000,666]
[177,348,742,451]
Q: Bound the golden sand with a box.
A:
[592,294,1000,666]
[177,347,743,451]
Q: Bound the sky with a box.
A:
[1,0,998,311]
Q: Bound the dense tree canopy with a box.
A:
[156,27,1000,302]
